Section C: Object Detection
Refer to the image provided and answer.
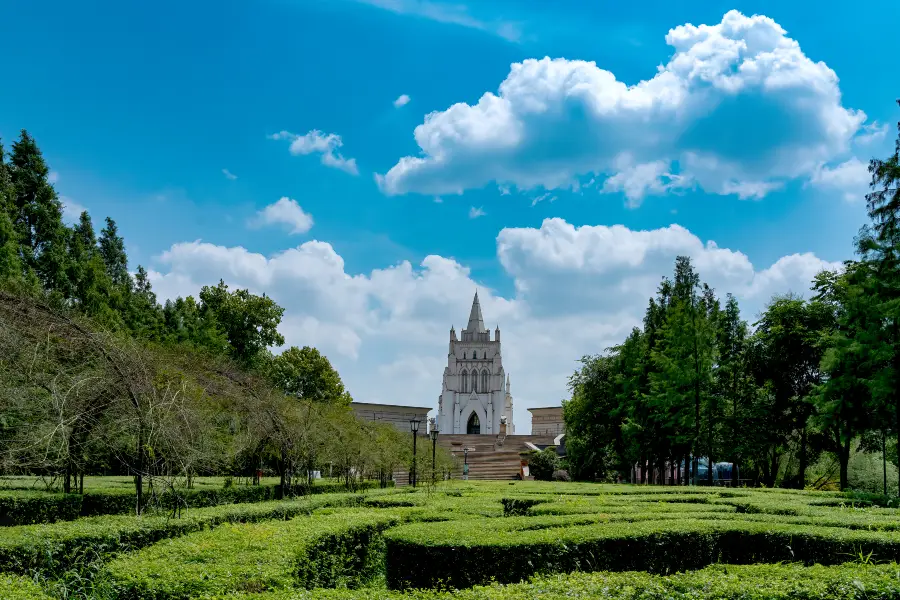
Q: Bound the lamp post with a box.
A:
[430,426,439,485]
[409,418,420,488]
[463,447,469,481]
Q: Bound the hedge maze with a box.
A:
[3,481,900,599]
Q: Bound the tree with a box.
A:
[67,211,118,323]
[812,263,878,489]
[857,99,900,496]
[527,447,560,481]
[198,280,285,365]
[715,294,752,483]
[650,256,717,484]
[98,217,129,287]
[268,346,351,405]
[9,131,70,298]
[0,141,22,284]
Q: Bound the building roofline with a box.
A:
[350,402,433,412]
[528,406,563,411]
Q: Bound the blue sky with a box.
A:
[2,0,898,431]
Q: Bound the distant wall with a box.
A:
[528,406,564,437]
[351,402,432,435]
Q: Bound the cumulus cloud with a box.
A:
[222,168,238,180]
[250,197,314,235]
[147,218,837,431]
[269,130,359,175]
[469,206,486,219]
[393,94,411,108]
[810,157,870,202]
[377,10,867,203]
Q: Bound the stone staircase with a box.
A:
[392,434,557,485]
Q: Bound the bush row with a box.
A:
[0,574,53,600]
[0,480,391,526]
[0,492,375,576]
[384,516,900,589]
[102,508,421,599]
[200,562,900,600]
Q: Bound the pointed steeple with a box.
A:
[465,290,486,332]
[506,373,511,394]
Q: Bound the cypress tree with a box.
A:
[9,130,70,298]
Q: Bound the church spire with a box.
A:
[465,290,486,332]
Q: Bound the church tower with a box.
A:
[437,292,514,435]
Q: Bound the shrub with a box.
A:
[527,448,560,481]
[0,492,371,576]
[102,508,420,599]
[0,492,82,526]
[0,574,53,600]
[552,470,571,482]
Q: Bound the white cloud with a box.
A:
[352,0,521,42]
[469,206,486,219]
[59,196,86,224]
[250,197,314,235]
[222,169,238,180]
[394,94,411,108]
[377,10,867,203]
[269,130,359,175]
[810,157,870,202]
[856,122,889,145]
[147,218,838,432]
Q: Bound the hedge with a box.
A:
[101,508,422,599]
[0,492,374,576]
[199,562,900,600]
[384,515,900,589]
[0,574,54,600]
[0,480,393,526]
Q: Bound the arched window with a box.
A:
[467,412,481,435]
[460,370,468,393]
[482,370,489,393]
[473,351,477,359]
[463,352,466,359]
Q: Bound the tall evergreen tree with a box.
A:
[9,130,71,297]
[0,141,22,284]
[98,217,129,287]
[857,99,900,495]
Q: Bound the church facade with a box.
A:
[436,292,514,435]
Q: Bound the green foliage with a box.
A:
[0,574,53,600]
[101,508,415,598]
[526,448,559,481]
[198,279,285,365]
[268,346,351,405]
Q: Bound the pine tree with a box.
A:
[9,130,71,298]
[857,99,900,495]
[98,217,129,287]
[0,140,22,284]
[67,210,118,322]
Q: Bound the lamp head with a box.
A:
[409,418,421,433]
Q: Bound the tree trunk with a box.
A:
[798,424,808,489]
[79,472,84,494]
[838,435,851,491]
[135,424,144,516]
[769,447,779,488]
[883,430,888,496]
[639,453,646,484]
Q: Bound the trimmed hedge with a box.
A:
[0,574,53,600]
[102,508,421,599]
[0,480,393,525]
[200,563,900,599]
[0,492,374,576]
[384,515,900,589]
[0,492,83,526]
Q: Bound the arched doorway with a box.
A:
[467,412,481,435]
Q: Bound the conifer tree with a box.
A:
[9,130,70,297]
[98,216,129,287]
[0,141,22,284]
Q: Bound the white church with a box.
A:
[436,292,515,435]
